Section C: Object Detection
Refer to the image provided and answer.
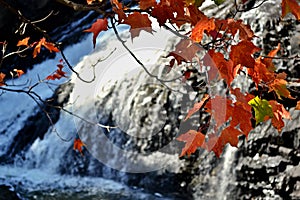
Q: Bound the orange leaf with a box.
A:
[248,57,275,86]
[191,18,215,43]
[204,96,233,128]
[269,100,291,132]
[215,19,254,41]
[295,101,300,110]
[205,50,236,85]
[231,88,255,106]
[230,102,253,137]
[281,0,300,20]
[73,138,86,156]
[46,64,67,80]
[33,38,59,58]
[230,40,261,68]
[139,0,157,9]
[268,73,294,99]
[177,130,205,157]
[263,43,280,71]
[186,5,207,26]
[167,39,201,65]
[0,72,6,86]
[211,126,242,157]
[33,40,42,58]
[13,69,25,77]
[84,18,108,48]
[42,40,60,53]
[185,94,210,121]
[17,37,30,47]
[123,12,153,39]
[151,3,174,26]
[111,0,127,22]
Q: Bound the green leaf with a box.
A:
[213,0,226,5]
[248,96,273,124]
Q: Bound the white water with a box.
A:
[0,16,185,199]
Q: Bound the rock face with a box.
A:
[234,111,300,199]
[0,184,21,200]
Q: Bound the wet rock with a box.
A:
[0,184,21,200]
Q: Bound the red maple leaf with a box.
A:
[177,130,205,157]
[185,94,210,120]
[231,88,255,106]
[269,100,291,132]
[191,17,215,43]
[0,72,6,86]
[262,43,281,71]
[139,0,157,10]
[215,19,254,41]
[295,101,300,110]
[111,0,127,22]
[151,3,174,26]
[167,39,201,65]
[211,126,242,157]
[281,0,300,20]
[84,18,108,48]
[186,5,207,26]
[248,57,275,86]
[73,138,86,156]
[268,73,294,99]
[46,64,67,80]
[230,102,253,137]
[230,40,261,68]
[204,96,233,128]
[205,50,237,86]
[123,12,153,39]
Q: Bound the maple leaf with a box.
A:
[230,89,254,137]
[215,19,254,41]
[0,72,6,86]
[167,39,201,65]
[230,102,253,137]
[151,3,174,26]
[268,73,294,99]
[231,88,255,106]
[269,100,291,132]
[262,43,280,71]
[295,101,300,110]
[281,0,300,20]
[73,138,86,156]
[230,40,261,68]
[84,18,108,48]
[248,57,275,86]
[205,96,233,128]
[111,0,127,22]
[211,126,242,157]
[46,64,67,80]
[13,69,25,77]
[186,5,207,26]
[139,0,157,10]
[33,38,59,58]
[248,96,273,124]
[191,17,215,43]
[17,37,30,47]
[185,94,210,120]
[123,12,153,39]
[177,130,205,157]
[205,50,237,85]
